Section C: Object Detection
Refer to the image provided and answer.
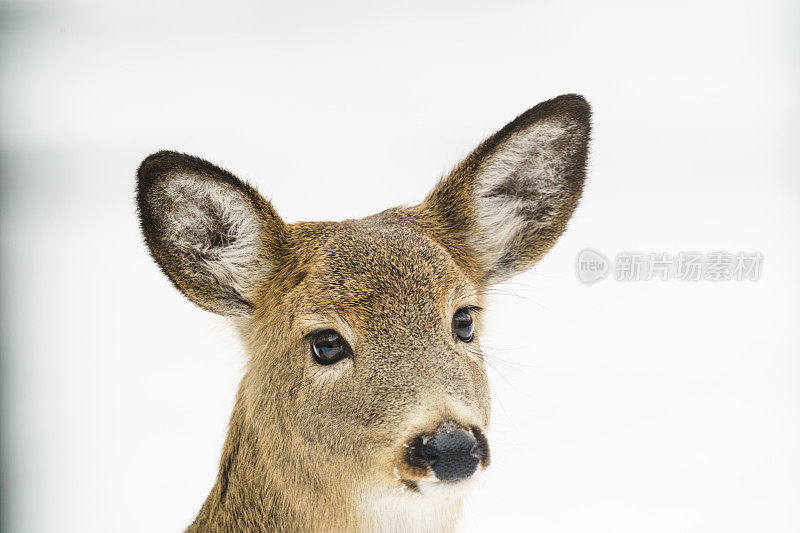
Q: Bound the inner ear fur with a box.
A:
[420,94,591,284]
[136,151,287,317]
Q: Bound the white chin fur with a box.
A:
[363,471,483,533]
[415,469,483,500]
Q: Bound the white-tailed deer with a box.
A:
[136,94,590,532]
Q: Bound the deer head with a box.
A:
[136,94,590,532]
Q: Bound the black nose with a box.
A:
[421,428,480,481]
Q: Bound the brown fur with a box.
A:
[136,94,590,532]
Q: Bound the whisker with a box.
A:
[476,288,547,309]
[483,351,536,370]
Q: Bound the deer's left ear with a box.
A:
[420,94,591,284]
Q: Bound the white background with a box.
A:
[1,1,798,531]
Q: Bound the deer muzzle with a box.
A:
[405,423,490,482]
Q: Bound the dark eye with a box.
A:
[310,329,351,365]
[452,308,474,342]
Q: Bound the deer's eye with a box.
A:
[452,308,474,342]
[310,330,351,365]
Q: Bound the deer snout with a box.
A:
[406,424,490,482]
[423,428,479,481]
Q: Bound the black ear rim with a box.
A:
[483,93,591,178]
[503,93,591,133]
[136,150,268,218]
[135,150,267,316]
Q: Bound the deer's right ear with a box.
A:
[136,151,287,317]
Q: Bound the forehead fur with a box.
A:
[283,217,473,330]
